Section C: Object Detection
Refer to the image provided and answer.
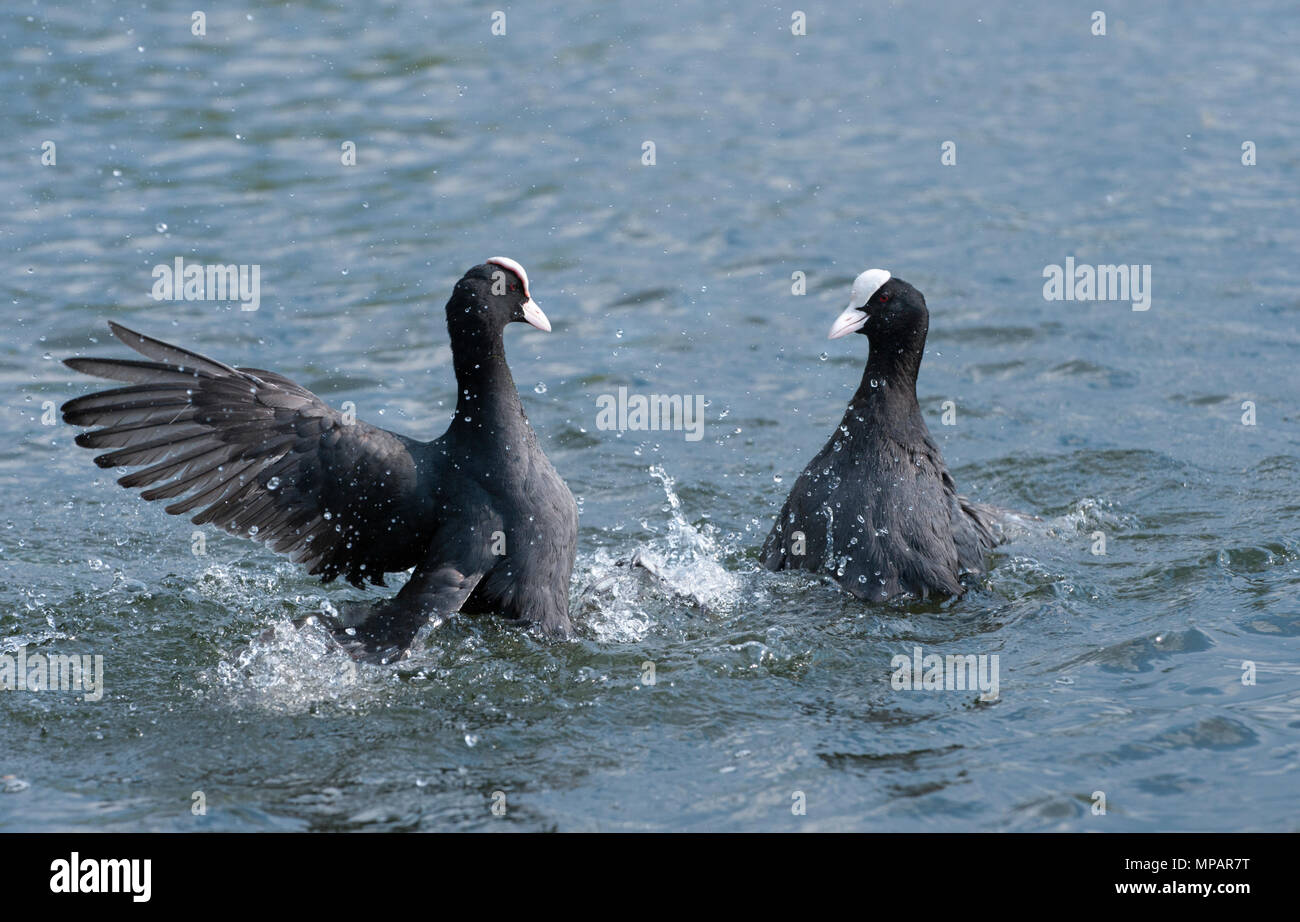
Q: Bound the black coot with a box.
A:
[761,269,1005,600]
[62,257,577,663]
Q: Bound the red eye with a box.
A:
[878,293,890,303]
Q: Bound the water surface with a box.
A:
[2,1,1298,831]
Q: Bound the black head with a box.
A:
[447,256,551,337]
[827,270,928,345]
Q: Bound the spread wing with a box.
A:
[62,322,435,587]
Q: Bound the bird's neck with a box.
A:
[451,330,526,431]
[844,341,927,441]
[855,338,923,403]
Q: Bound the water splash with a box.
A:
[203,616,374,713]
[641,464,743,609]
[1053,497,1137,534]
[577,464,745,641]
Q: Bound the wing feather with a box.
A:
[63,322,435,586]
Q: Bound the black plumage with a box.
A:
[62,258,577,662]
[761,270,1004,601]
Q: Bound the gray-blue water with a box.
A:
[3,1,1298,831]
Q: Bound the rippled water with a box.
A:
[3,2,1299,831]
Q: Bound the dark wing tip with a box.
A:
[107,320,139,342]
[61,322,136,373]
